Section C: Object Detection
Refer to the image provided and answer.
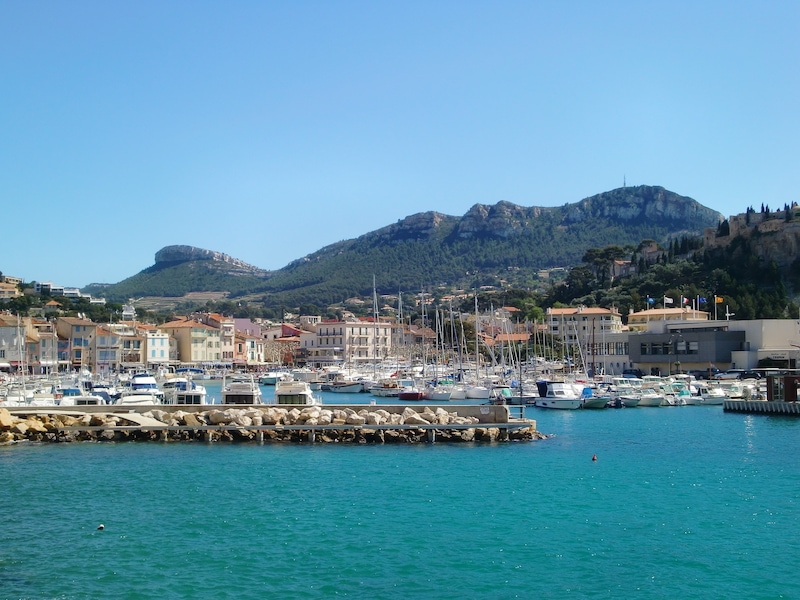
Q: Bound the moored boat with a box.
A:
[274,380,319,405]
[117,372,165,405]
[162,377,208,405]
[221,374,263,404]
[534,381,582,410]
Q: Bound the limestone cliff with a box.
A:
[154,245,267,275]
[706,209,800,269]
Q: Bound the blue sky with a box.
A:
[2,1,798,288]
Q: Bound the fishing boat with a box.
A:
[579,385,610,409]
[369,378,402,397]
[697,382,727,405]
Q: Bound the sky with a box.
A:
[2,1,798,288]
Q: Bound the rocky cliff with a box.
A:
[154,245,268,275]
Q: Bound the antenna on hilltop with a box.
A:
[623,175,626,188]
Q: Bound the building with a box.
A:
[627,318,800,375]
[627,306,709,331]
[306,318,393,368]
[0,314,26,371]
[0,281,21,300]
[547,306,624,343]
[160,318,222,366]
[55,316,99,372]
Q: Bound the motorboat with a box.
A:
[579,385,610,409]
[161,377,208,405]
[58,387,107,406]
[274,380,319,405]
[117,372,165,405]
[697,382,727,405]
[221,374,263,404]
[533,381,582,410]
[326,380,364,393]
[258,371,289,385]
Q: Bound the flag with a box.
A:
[664,296,674,305]
[681,296,690,305]
[715,296,724,303]
[647,297,655,305]
[699,296,707,304]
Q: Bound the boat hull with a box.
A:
[534,398,582,410]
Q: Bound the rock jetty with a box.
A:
[0,406,545,444]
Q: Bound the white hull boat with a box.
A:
[274,380,319,405]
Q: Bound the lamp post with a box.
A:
[669,333,684,375]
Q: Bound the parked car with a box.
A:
[622,368,644,379]
[716,369,761,380]
[688,368,720,380]
[716,369,745,380]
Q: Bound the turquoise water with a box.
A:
[2,391,799,599]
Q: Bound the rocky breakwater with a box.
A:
[0,406,544,444]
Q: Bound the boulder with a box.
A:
[401,407,419,420]
[90,415,107,426]
[365,412,384,425]
[0,431,15,443]
[150,409,169,422]
[0,408,15,428]
[346,414,366,425]
[183,413,202,427]
[298,407,321,422]
[24,419,48,433]
[404,414,431,425]
[207,410,231,425]
[233,414,253,427]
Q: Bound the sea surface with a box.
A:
[1,383,799,599]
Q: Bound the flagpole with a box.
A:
[714,295,718,320]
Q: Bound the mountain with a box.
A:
[85,185,723,308]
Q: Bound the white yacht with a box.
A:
[221,374,263,404]
[274,380,319,405]
[161,377,208,405]
[117,372,165,405]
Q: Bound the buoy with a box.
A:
[591,454,597,462]
[97,524,105,530]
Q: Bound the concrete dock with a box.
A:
[724,400,800,415]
